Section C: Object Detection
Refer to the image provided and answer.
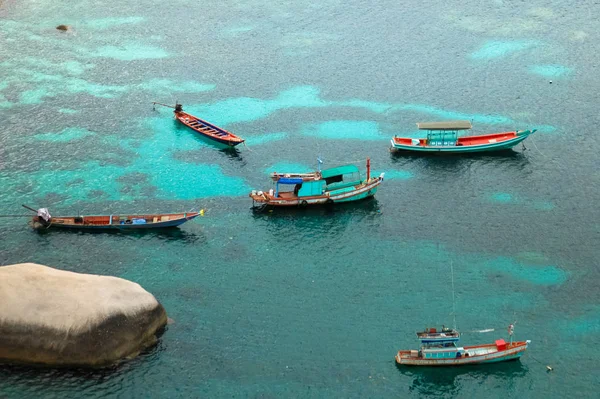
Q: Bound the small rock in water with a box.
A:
[56,25,69,31]
[549,80,553,84]
[167,317,175,325]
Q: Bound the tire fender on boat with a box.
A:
[299,200,308,207]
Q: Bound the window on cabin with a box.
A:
[277,184,296,193]
[324,175,343,185]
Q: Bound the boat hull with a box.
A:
[175,111,244,147]
[250,178,382,207]
[31,213,199,230]
[395,341,530,367]
[391,130,535,153]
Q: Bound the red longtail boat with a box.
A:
[154,102,244,147]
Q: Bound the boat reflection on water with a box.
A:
[250,197,383,244]
[398,361,528,397]
[251,196,382,217]
[33,223,207,244]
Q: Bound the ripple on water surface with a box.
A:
[489,192,555,211]
[529,65,573,78]
[301,120,386,141]
[470,40,538,60]
[484,257,568,286]
[34,128,95,142]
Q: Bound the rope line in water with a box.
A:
[0,214,30,218]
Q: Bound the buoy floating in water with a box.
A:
[546,366,553,371]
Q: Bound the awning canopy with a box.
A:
[321,164,359,179]
[416,121,472,130]
[277,177,304,185]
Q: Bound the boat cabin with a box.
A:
[274,165,362,198]
[417,327,460,343]
[415,121,472,147]
[420,344,467,359]
[416,327,465,359]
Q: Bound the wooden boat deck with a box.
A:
[50,213,191,226]
[176,111,244,146]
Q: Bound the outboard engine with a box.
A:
[175,103,183,113]
[37,208,52,227]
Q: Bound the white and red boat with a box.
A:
[395,325,530,366]
[390,121,536,153]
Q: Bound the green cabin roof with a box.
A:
[321,164,359,179]
[417,121,472,130]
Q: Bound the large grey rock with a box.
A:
[0,263,167,367]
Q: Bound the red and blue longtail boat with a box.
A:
[390,121,536,153]
[24,205,202,230]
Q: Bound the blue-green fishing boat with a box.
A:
[250,159,383,207]
[390,121,536,153]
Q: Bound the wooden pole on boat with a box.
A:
[451,260,457,331]
[366,158,371,181]
[152,101,176,109]
[22,205,38,213]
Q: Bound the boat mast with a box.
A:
[451,260,457,330]
[366,158,371,181]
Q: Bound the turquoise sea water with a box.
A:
[1,0,599,397]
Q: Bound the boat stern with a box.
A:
[250,190,271,204]
[395,350,420,365]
